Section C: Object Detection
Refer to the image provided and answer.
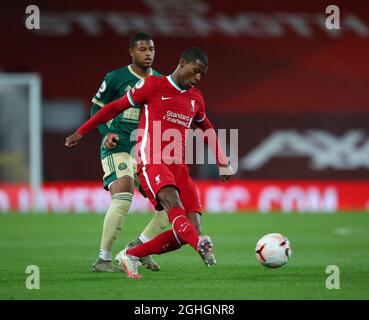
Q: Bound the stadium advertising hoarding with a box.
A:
[1,181,368,213]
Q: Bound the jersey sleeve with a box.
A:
[90,72,117,136]
[126,76,154,107]
[78,94,132,136]
[195,116,229,167]
[193,93,206,123]
[90,104,110,136]
[91,72,117,107]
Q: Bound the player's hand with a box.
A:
[104,133,119,149]
[219,164,234,182]
[65,132,82,148]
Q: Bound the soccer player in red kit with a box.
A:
[66,48,234,278]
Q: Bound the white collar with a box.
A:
[128,64,153,80]
[166,75,187,93]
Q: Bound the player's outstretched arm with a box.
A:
[65,131,82,147]
[90,103,111,137]
[194,116,234,182]
[65,94,132,148]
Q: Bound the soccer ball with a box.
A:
[255,233,292,268]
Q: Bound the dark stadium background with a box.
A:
[1,0,369,213]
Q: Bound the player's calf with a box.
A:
[187,212,202,235]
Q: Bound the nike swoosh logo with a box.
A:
[161,96,172,100]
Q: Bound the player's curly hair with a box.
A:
[128,32,153,48]
[181,47,209,66]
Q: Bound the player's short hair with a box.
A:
[181,47,209,66]
[128,32,153,48]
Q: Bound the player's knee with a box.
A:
[110,176,134,195]
[157,186,182,210]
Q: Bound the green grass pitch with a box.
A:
[0,213,368,300]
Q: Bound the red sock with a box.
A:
[167,207,199,251]
[126,230,181,258]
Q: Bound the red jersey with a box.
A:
[127,75,206,167]
[77,74,228,167]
